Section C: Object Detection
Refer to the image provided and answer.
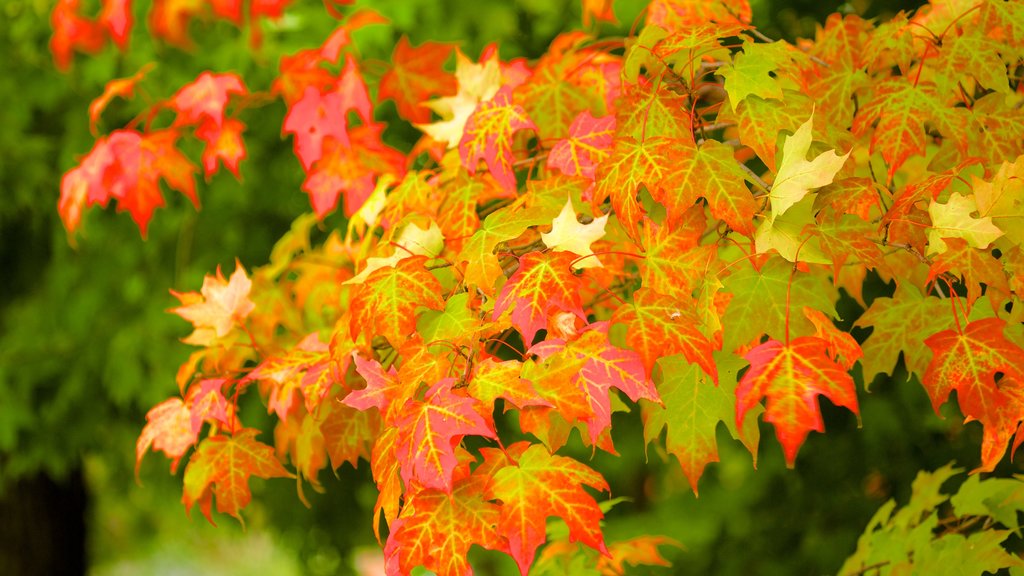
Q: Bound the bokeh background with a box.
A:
[2,0,993,574]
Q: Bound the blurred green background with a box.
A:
[2,0,989,575]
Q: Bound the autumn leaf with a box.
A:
[923,318,1024,472]
[611,288,717,383]
[642,352,759,494]
[195,118,247,179]
[282,86,351,171]
[766,111,850,222]
[171,71,247,128]
[493,251,586,346]
[927,193,1004,254]
[379,37,457,123]
[547,111,615,180]
[136,397,197,475]
[171,260,256,346]
[540,196,609,268]
[88,63,154,134]
[736,335,860,466]
[182,429,293,524]
[487,442,609,574]
[459,86,536,192]
[384,466,504,576]
[394,378,496,492]
[349,255,444,346]
[417,49,502,147]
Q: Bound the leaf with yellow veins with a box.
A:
[540,196,609,269]
[346,220,444,284]
[416,49,502,148]
[927,193,1004,255]
[768,111,850,222]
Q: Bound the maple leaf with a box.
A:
[394,378,495,492]
[659,139,757,236]
[767,111,850,222]
[182,429,293,524]
[592,136,669,242]
[927,193,1004,254]
[582,0,617,26]
[487,442,610,574]
[547,111,615,180]
[59,129,199,236]
[301,125,405,218]
[647,0,752,29]
[611,288,717,382]
[719,38,793,107]
[515,33,618,141]
[195,117,247,179]
[88,63,154,134]
[493,251,586,346]
[417,49,502,148]
[923,318,1024,472]
[737,335,861,466]
[384,467,504,576]
[379,37,457,123]
[171,71,247,128]
[973,155,1024,247]
[282,87,350,171]
[540,196,609,268]
[349,255,444,346]
[317,392,381,470]
[528,325,659,445]
[720,256,837,353]
[927,238,1011,310]
[640,215,717,299]
[171,260,256,346]
[50,0,107,71]
[136,397,197,475]
[459,86,536,192]
[643,352,759,494]
[852,78,966,181]
[468,358,550,411]
[718,90,812,171]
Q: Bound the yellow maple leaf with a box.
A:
[540,196,608,269]
[768,111,850,223]
[171,260,256,346]
[416,50,501,148]
[927,192,1004,254]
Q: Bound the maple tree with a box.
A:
[51,0,1024,573]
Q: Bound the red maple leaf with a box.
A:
[58,129,198,236]
[493,251,586,346]
[88,64,154,134]
[171,71,247,128]
[195,117,247,179]
[393,378,496,492]
[282,86,351,171]
[547,111,616,180]
[384,464,504,576]
[100,0,132,49]
[182,429,293,524]
[301,125,405,218]
[487,441,609,574]
[459,86,537,192]
[612,288,717,383]
[736,336,860,466]
[379,37,457,123]
[348,256,445,346]
[50,0,107,71]
[923,318,1024,472]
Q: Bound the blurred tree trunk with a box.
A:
[0,469,86,576]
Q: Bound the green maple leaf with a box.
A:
[642,352,759,494]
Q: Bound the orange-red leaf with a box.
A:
[493,251,586,346]
[171,71,247,128]
[923,318,1024,472]
[182,429,293,524]
[459,86,536,191]
[487,442,609,574]
[349,256,444,346]
[736,336,860,466]
[379,37,457,123]
[395,378,496,492]
[612,288,717,383]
